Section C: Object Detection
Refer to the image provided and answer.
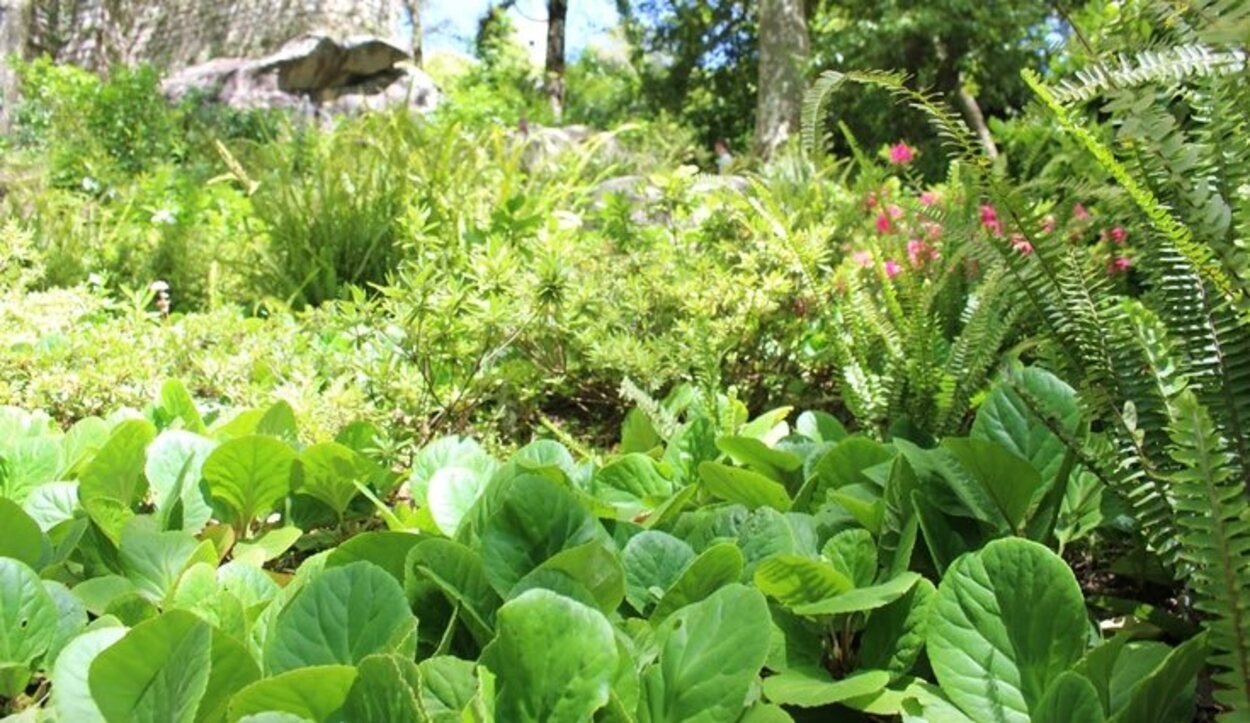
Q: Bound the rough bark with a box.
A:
[545,0,566,120]
[955,81,999,159]
[0,0,31,131]
[403,0,421,66]
[755,0,808,157]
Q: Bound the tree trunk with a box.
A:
[755,0,809,157]
[545,0,567,121]
[955,81,999,159]
[0,0,31,131]
[403,0,422,67]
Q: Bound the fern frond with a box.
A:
[1025,69,1246,320]
[1050,45,1246,105]
[1165,389,1250,715]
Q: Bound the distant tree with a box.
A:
[546,0,568,119]
[402,0,423,66]
[755,0,808,156]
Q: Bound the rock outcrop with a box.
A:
[161,32,438,117]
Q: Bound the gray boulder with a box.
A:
[161,32,436,117]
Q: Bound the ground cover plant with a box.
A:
[2,0,1250,720]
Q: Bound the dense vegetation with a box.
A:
[1,0,1249,721]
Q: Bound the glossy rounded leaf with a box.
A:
[145,430,218,534]
[264,561,417,675]
[927,538,1088,722]
[481,588,618,722]
[50,626,129,723]
[89,609,213,723]
[203,436,296,528]
[227,666,357,723]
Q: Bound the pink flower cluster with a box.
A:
[980,205,1003,237]
[889,142,917,166]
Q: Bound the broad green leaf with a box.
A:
[236,715,314,723]
[795,410,848,444]
[698,461,791,511]
[0,557,57,696]
[823,528,878,587]
[1033,672,1105,723]
[941,438,1046,533]
[0,436,61,504]
[737,507,807,579]
[652,542,744,621]
[715,436,802,481]
[754,554,852,609]
[513,541,625,614]
[1109,635,1207,723]
[0,498,45,569]
[198,630,262,723]
[264,561,417,675]
[479,474,604,596]
[972,367,1079,486]
[793,572,921,617]
[927,538,1088,722]
[232,526,302,567]
[738,406,793,442]
[293,442,365,519]
[594,454,673,501]
[762,668,891,708]
[42,580,88,667]
[256,401,299,444]
[324,530,420,585]
[227,666,357,723]
[407,538,501,644]
[513,439,579,481]
[662,415,719,484]
[417,656,478,721]
[407,436,498,502]
[72,575,138,615]
[341,653,423,723]
[78,419,157,543]
[639,584,771,723]
[160,380,207,434]
[800,437,895,507]
[481,588,618,722]
[22,481,79,532]
[203,436,296,530]
[146,431,218,534]
[621,408,661,454]
[61,416,111,477]
[119,518,217,602]
[622,531,695,615]
[427,466,487,537]
[50,626,128,723]
[858,577,935,679]
[89,610,212,723]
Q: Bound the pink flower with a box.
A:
[980,204,1003,237]
[907,239,939,267]
[889,142,917,165]
[919,191,939,206]
[1040,215,1057,233]
[852,250,873,268]
[923,221,943,240]
[875,213,892,234]
[1109,256,1132,274]
[1073,203,1090,220]
[1109,226,1128,244]
[884,259,902,278]
[887,204,904,219]
[864,192,879,210]
[1010,233,1033,255]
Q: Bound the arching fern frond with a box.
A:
[1050,44,1246,105]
